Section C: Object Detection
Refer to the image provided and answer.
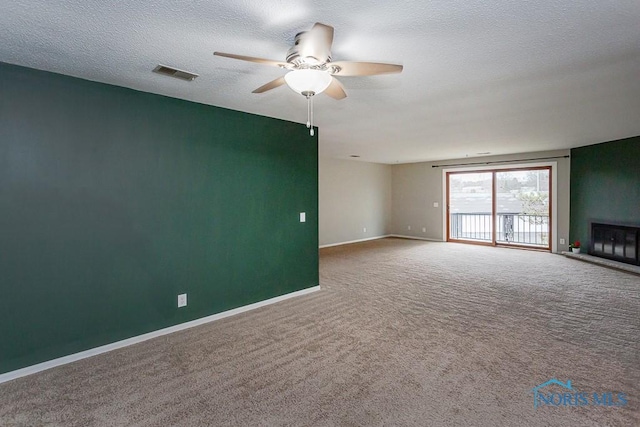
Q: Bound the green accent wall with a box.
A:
[570,136,640,246]
[0,62,318,374]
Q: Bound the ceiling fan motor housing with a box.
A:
[286,31,331,66]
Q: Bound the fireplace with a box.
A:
[591,223,640,266]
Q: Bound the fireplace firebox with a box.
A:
[591,223,639,266]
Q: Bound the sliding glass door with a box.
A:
[448,172,493,242]
[447,167,551,250]
[495,169,550,246]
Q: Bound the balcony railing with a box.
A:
[450,213,549,246]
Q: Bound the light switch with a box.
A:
[178,293,187,308]
[433,202,439,208]
[300,212,306,222]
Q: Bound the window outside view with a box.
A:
[449,169,550,247]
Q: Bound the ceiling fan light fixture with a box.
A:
[284,69,332,96]
[215,22,403,138]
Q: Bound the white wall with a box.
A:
[391,150,571,252]
[319,157,392,247]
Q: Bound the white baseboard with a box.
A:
[319,235,391,248]
[0,285,321,385]
[389,234,443,242]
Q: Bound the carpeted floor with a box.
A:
[1,238,639,426]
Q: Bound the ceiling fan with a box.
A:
[214,22,403,135]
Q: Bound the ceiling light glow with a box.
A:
[284,69,332,95]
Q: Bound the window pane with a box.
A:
[449,172,493,242]
[495,169,549,246]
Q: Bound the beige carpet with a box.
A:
[1,238,638,426]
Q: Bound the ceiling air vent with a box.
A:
[153,64,199,81]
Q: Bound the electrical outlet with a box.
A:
[407,225,411,231]
[178,293,187,308]
[299,212,306,222]
[422,227,426,233]
[560,238,565,245]
[363,227,367,233]
[433,202,439,208]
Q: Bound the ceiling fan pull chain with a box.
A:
[304,93,314,136]
[310,95,314,136]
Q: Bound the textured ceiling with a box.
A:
[1,0,639,163]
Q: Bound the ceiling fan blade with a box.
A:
[311,22,334,52]
[324,77,347,100]
[214,52,288,68]
[252,76,287,94]
[330,61,403,76]
[294,22,335,64]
